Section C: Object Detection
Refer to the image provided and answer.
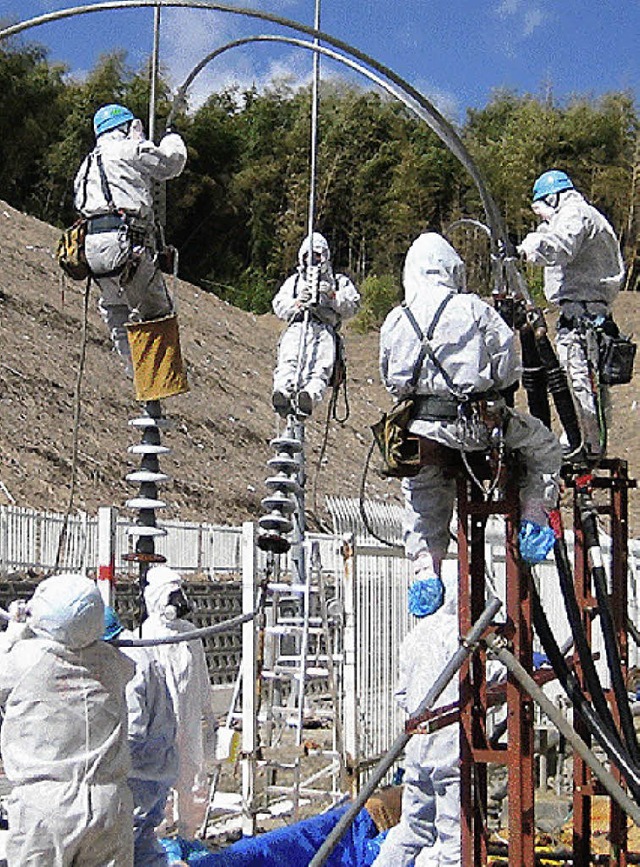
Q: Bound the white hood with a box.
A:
[298,232,331,268]
[28,574,104,650]
[144,565,184,617]
[403,232,466,306]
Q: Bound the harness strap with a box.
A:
[402,295,463,397]
[95,149,117,213]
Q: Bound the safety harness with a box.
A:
[401,298,507,497]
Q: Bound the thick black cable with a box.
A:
[518,326,551,428]
[578,491,640,766]
[553,536,619,737]
[533,328,584,455]
[531,581,640,801]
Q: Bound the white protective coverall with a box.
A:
[0,574,135,867]
[73,123,187,372]
[380,233,562,579]
[373,571,460,867]
[119,633,179,866]
[272,232,360,414]
[518,188,625,454]
[141,566,216,839]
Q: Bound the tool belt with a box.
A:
[411,391,502,423]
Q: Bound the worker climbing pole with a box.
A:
[59,5,190,619]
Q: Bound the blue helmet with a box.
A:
[102,604,124,641]
[93,103,134,137]
[532,170,574,202]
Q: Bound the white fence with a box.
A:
[3,500,640,780]
[0,506,245,577]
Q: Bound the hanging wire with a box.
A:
[54,276,91,572]
[307,0,321,242]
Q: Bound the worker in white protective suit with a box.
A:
[73,103,187,375]
[103,606,179,866]
[373,570,506,867]
[380,232,562,615]
[0,574,135,867]
[373,570,460,867]
[271,232,360,417]
[141,566,217,840]
[518,169,625,458]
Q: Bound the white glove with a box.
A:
[298,285,312,306]
[3,600,31,647]
[8,600,27,622]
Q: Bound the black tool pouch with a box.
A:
[599,330,636,385]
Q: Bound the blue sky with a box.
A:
[1,1,638,122]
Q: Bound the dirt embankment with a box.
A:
[0,199,639,537]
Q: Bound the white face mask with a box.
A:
[128,118,145,141]
[532,200,556,222]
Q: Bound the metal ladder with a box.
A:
[239,416,347,833]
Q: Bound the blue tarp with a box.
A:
[163,805,378,866]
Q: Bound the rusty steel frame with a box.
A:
[569,458,637,867]
[457,466,536,866]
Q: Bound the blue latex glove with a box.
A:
[533,652,551,670]
[518,520,556,565]
[408,576,444,617]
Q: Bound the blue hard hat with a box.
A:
[532,170,574,202]
[93,103,134,137]
[102,604,124,641]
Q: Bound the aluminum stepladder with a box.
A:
[241,416,347,834]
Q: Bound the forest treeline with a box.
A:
[0,40,638,326]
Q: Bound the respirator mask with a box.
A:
[532,192,560,222]
[164,588,192,621]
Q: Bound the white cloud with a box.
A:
[411,78,462,125]
[523,8,545,36]
[493,0,548,37]
[496,0,521,15]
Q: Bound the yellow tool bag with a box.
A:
[126,312,189,401]
[56,218,89,281]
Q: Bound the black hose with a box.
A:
[531,581,640,801]
[553,536,619,738]
[535,333,583,454]
[578,491,640,766]
[519,327,551,428]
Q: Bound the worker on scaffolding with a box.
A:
[0,575,135,866]
[141,565,218,840]
[73,103,187,376]
[271,231,360,418]
[380,232,562,614]
[103,606,179,866]
[518,169,626,459]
